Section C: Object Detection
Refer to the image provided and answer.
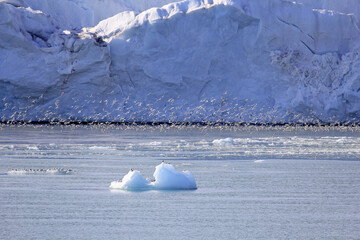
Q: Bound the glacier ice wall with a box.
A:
[22,0,178,28]
[0,0,360,123]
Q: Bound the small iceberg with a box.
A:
[254,160,264,163]
[110,162,197,191]
[8,168,75,175]
[212,138,234,146]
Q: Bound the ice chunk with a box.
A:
[152,162,197,190]
[254,160,264,163]
[110,170,151,190]
[212,138,234,146]
[110,162,197,191]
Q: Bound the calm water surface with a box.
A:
[0,124,359,239]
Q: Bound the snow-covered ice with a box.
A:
[110,162,197,190]
[1,0,360,123]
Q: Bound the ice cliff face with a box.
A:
[0,0,360,123]
[21,0,177,28]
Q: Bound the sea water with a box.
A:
[0,124,359,239]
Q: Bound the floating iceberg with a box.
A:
[110,162,197,190]
[254,160,264,163]
[212,138,234,146]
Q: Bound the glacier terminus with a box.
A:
[1,0,360,124]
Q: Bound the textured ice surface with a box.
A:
[1,0,360,123]
[21,0,177,28]
[110,162,197,190]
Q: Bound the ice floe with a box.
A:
[8,168,75,175]
[254,160,264,163]
[212,138,234,146]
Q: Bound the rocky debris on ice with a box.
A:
[0,0,360,124]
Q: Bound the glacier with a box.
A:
[0,0,360,124]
